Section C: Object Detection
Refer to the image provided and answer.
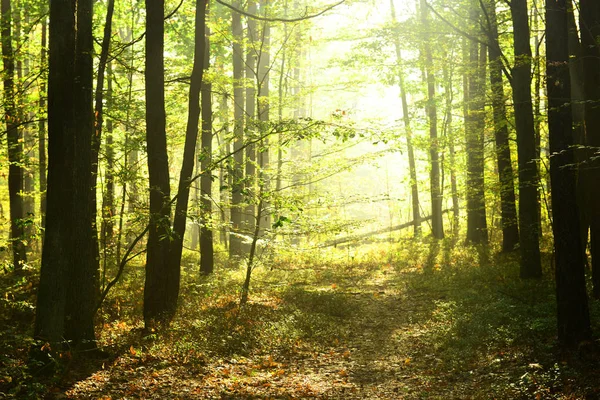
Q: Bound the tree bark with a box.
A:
[200,4,214,275]
[230,0,245,257]
[34,0,97,350]
[2,0,26,270]
[465,8,488,244]
[38,18,47,232]
[419,0,443,239]
[580,0,600,298]
[391,0,420,237]
[510,0,542,278]
[144,0,174,326]
[546,0,591,348]
[486,0,519,251]
[244,1,258,232]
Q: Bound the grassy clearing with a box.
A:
[1,239,600,399]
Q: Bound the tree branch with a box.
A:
[215,0,345,23]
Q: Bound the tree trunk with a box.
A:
[244,1,258,232]
[34,0,97,350]
[580,0,600,297]
[546,0,592,348]
[510,0,542,278]
[200,6,214,275]
[391,0,420,237]
[2,0,26,270]
[230,0,245,257]
[566,0,590,280]
[419,0,443,239]
[144,0,174,327]
[258,0,271,232]
[34,0,75,347]
[465,12,488,244]
[38,19,47,232]
[487,0,519,252]
[64,0,98,346]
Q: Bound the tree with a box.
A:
[391,0,421,237]
[230,0,245,257]
[419,0,443,239]
[580,0,600,298]
[546,0,591,347]
[143,0,175,326]
[2,0,26,270]
[34,0,98,349]
[464,4,488,244]
[200,2,214,275]
[510,0,542,278]
[485,0,519,251]
[144,0,209,328]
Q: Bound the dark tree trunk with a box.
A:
[546,0,592,348]
[566,0,590,276]
[2,0,26,270]
[144,0,174,327]
[580,0,600,298]
[34,0,97,350]
[487,0,519,252]
[200,10,214,275]
[34,0,75,347]
[419,0,443,239]
[230,0,245,257]
[510,0,542,278]
[391,0,420,237]
[64,0,98,346]
[170,0,208,293]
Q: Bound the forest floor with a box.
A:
[2,238,600,399]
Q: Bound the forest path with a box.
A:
[58,247,597,399]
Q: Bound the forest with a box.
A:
[1,0,600,398]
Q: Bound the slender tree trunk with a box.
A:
[442,58,459,236]
[391,0,420,237]
[93,0,116,249]
[2,0,26,270]
[487,0,519,251]
[200,7,214,275]
[144,0,174,327]
[258,0,271,232]
[219,92,230,247]
[546,0,591,348]
[230,0,245,257]
[510,0,542,278]
[419,0,443,239]
[465,12,488,244]
[244,1,258,232]
[19,10,35,254]
[38,19,47,231]
[102,61,115,246]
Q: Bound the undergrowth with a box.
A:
[1,238,600,399]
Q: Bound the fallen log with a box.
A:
[321,209,451,247]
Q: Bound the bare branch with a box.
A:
[215,0,345,23]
